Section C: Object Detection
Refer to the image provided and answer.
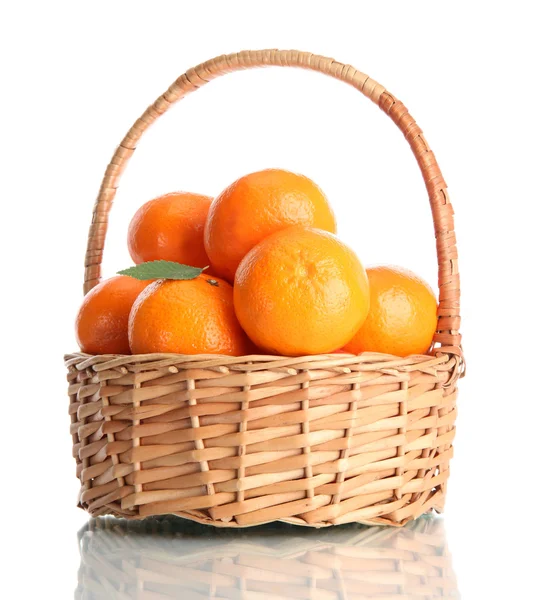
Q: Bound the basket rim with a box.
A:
[65,347,463,387]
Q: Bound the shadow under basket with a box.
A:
[66,49,464,528]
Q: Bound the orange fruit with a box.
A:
[344,266,437,357]
[75,275,150,355]
[128,192,212,268]
[129,274,251,356]
[234,227,369,356]
[204,169,336,282]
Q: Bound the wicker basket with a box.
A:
[66,49,464,528]
[76,516,459,598]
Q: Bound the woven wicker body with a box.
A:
[66,50,463,528]
[76,516,459,598]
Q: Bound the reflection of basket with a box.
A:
[77,516,459,599]
[66,49,463,528]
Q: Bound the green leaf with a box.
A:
[118,260,207,281]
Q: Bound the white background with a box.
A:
[2,1,535,597]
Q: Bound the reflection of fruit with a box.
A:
[129,274,251,356]
[128,192,212,268]
[234,227,369,356]
[76,276,150,354]
[344,266,437,357]
[204,169,336,282]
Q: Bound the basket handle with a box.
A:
[84,49,462,353]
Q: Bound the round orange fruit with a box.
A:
[204,169,336,282]
[129,274,251,356]
[76,275,150,355]
[128,192,212,268]
[234,227,370,356]
[344,266,437,357]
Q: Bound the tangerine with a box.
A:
[76,275,150,354]
[344,266,437,356]
[233,227,369,356]
[128,192,212,268]
[129,274,251,356]
[204,169,336,281]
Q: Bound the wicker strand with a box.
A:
[76,368,91,510]
[132,379,142,496]
[300,375,314,501]
[330,381,361,507]
[395,380,409,501]
[83,49,461,354]
[187,377,215,499]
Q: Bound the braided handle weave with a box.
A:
[84,49,461,352]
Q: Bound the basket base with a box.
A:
[79,490,445,528]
